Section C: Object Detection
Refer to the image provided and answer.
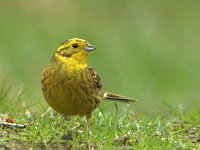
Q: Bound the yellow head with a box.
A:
[54,38,96,65]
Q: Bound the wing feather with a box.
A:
[86,66,102,90]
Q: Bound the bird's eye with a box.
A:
[72,43,78,48]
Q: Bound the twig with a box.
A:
[0,121,26,129]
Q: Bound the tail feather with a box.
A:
[102,92,137,103]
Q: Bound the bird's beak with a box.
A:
[84,44,96,51]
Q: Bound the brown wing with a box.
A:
[86,67,137,103]
[86,66,102,90]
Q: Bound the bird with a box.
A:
[41,38,136,127]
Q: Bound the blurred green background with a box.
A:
[0,0,200,113]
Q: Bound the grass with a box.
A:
[0,86,199,149]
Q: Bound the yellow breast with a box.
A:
[41,58,99,116]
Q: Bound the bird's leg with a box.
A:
[85,113,92,130]
[61,115,68,129]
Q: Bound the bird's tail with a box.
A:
[102,92,137,103]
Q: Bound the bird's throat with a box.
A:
[53,53,88,75]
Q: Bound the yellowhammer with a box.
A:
[41,38,136,126]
